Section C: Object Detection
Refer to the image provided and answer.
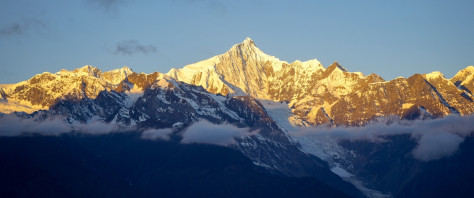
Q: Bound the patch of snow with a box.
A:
[0,100,43,114]
[166,56,220,82]
[401,103,414,109]
[461,73,474,86]
[353,72,365,78]
[330,165,353,178]
[345,178,392,198]
[259,99,298,133]
[292,133,347,162]
[156,78,171,88]
[172,122,184,128]
[424,71,445,80]
[124,92,143,108]
[292,127,392,198]
[205,93,242,121]
[296,59,325,73]
[253,162,273,169]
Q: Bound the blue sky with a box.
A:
[1,0,473,83]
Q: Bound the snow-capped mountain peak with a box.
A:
[242,37,255,46]
[71,65,101,77]
[227,37,283,69]
[450,66,474,97]
[168,38,328,100]
[103,66,134,85]
[451,66,474,82]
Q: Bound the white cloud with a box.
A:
[412,132,464,161]
[73,120,121,134]
[291,115,474,162]
[180,120,258,146]
[2,112,472,162]
[141,128,173,141]
[0,115,70,136]
[0,115,133,136]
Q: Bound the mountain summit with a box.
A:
[167,38,326,100]
[242,37,256,46]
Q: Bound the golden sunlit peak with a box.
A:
[242,37,255,46]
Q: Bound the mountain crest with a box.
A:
[72,65,101,77]
[450,65,474,96]
[451,66,474,81]
[242,37,255,46]
[329,61,348,72]
[228,37,265,58]
[319,62,349,79]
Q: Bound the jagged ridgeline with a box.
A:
[1,38,473,126]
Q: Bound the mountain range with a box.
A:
[1,38,473,198]
[1,38,473,125]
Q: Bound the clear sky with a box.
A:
[1,0,473,83]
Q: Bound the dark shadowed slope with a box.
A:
[0,133,352,198]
